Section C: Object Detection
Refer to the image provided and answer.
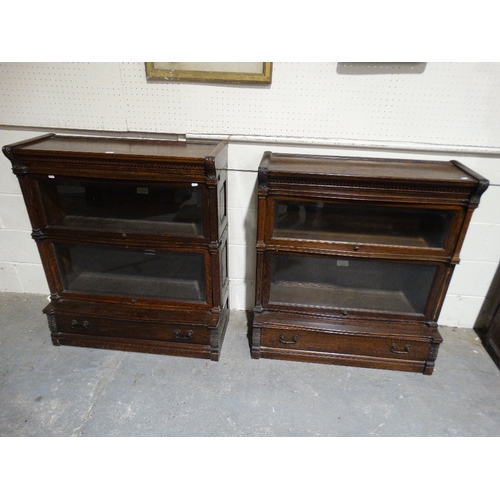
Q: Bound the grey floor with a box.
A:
[1,292,500,437]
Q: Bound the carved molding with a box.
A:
[252,327,262,348]
[46,313,58,334]
[210,328,219,350]
[269,176,472,194]
[257,166,269,190]
[204,156,217,180]
[428,343,440,362]
[251,327,262,359]
[31,229,47,241]
[14,156,205,177]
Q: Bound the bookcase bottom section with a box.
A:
[252,316,442,375]
[46,306,229,361]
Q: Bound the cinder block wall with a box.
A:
[1,62,500,328]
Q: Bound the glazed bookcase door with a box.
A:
[53,243,209,304]
[36,176,207,239]
[269,197,463,257]
[264,251,446,320]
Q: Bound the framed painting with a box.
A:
[145,62,272,84]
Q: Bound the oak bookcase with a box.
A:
[4,134,229,360]
[251,152,488,374]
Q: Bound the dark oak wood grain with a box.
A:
[252,151,488,374]
[481,290,500,371]
[3,134,229,360]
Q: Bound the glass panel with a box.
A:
[269,254,436,315]
[55,244,206,302]
[39,178,203,236]
[273,200,454,248]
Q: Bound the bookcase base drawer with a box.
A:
[254,324,441,375]
[47,308,229,361]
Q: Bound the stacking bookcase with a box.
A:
[251,151,488,374]
[4,134,229,360]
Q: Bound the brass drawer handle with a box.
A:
[71,320,90,330]
[390,343,411,354]
[174,329,194,341]
[279,333,299,345]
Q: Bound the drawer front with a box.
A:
[261,326,432,361]
[53,313,211,346]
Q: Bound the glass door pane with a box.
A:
[55,244,206,302]
[39,178,204,237]
[269,253,437,315]
[273,200,454,249]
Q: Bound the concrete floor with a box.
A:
[1,292,500,437]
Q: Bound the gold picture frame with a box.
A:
[145,62,272,84]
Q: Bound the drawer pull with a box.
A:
[174,329,194,341]
[279,333,299,345]
[390,343,411,354]
[71,320,90,330]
